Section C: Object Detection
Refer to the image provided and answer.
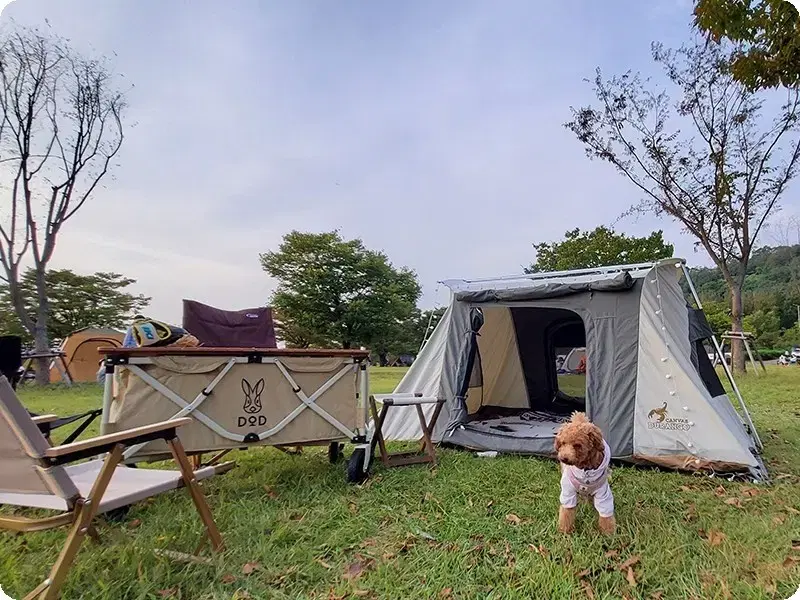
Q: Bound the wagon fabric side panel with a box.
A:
[107,355,361,458]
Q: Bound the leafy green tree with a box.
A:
[260,231,421,353]
[701,300,732,337]
[527,227,673,273]
[0,269,150,345]
[694,0,800,90]
[565,37,800,374]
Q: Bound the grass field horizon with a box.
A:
[1,366,798,599]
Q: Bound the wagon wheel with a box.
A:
[328,442,344,463]
[346,447,370,484]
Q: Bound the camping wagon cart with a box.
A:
[378,258,769,482]
[99,346,377,482]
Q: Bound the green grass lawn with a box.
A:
[1,366,799,599]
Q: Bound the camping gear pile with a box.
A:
[99,300,377,483]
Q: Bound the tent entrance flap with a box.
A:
[467,306,587,415]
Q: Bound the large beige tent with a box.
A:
[50,327,124,383]
[379,259,768,481]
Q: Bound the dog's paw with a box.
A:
[598,515,616,535]
[558,506,576,534]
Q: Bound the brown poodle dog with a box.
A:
[554,412,616,535]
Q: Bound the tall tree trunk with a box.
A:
[34,267,51,385]
[729,283,746,374]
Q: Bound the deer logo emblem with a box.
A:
[647,402,668,422]
[242,378,265,414]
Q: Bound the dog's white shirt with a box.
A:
[559,439,614,518]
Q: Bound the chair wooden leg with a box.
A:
[166,436,224,552]
[41,444,122,600]
[415,405,437,465]
[369,398,391,466]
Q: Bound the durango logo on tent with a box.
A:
[647,402,693,431]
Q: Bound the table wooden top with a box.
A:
[98,346,371,359]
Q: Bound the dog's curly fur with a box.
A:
[554,412,616,535]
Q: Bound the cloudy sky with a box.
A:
[1,0,797,325]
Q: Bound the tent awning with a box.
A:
[453,271,635,303]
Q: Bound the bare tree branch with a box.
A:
[565,36,800,373]
[0,25,127,383]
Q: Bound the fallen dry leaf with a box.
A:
[580,580,596,600]
[705,530,727,546]
[382,552,396,561]
[679,485,693,492]
[577,568,592,578]
[128,518,142,529]
[649,592,665,600]
[529,544,549,558]
[724,497,743,508]
[343,558,375,580]
[157,589,177,598]
[741,487,762,497]
[242,562,261,575]
[619,555,641,570]
[352,591,370,597]
[439,588,453,598]
[684,504,698,522]
[233,591,252,600]
[505,513,522,526]
[714,485,727,497]
[263,485,278,499]
[349,503,358,514]
[626,567,637,587]
[221,573,237,584]
[785,506,800,515]
[773,514,787,525]
[776,474,793,480]
[316,558,333,570]
[783,556,800,568]
[604,549,620,559]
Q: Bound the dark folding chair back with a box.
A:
[0,336,22,389]
[182,299,277,348]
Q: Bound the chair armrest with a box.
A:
[43,417,193,465]
[31,414,59,425]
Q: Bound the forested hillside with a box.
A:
[684,245,800,353]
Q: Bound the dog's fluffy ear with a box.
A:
[586,425,605,469]
[570,411,589,424]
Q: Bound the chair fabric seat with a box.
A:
[0,460,221,513]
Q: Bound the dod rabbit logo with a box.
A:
[238,378,267,427]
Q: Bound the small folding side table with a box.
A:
[369,393,445,468]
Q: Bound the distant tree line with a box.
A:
[0,269,150,347]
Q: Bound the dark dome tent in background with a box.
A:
[181,299,277,348]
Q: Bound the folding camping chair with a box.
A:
[0,334,103,444]
[0,375,234,600]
